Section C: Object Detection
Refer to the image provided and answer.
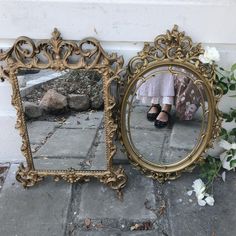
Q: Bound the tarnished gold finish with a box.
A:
[0,28,127,193]
[120,25,222,182]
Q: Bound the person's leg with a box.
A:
[154,96,173,128]
[148,104,160,114]
[147,103,162,121]
[156,104,171,122]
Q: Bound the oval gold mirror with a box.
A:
[120,25,222,182]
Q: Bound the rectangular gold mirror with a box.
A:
[0,29,127,194]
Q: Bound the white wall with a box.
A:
[0,0,236,162]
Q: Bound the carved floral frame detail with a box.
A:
[0,28,127,195]
[120,25,223,182]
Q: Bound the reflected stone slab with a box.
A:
[163,148,190,164]
[27,121,57,144]
[129,105,155,130]
[130,128,166,163]
[34,128,97,158]
[61,111,103,129]
[33,158,89,170]
[169,121,201,150]
[90,142,107,170]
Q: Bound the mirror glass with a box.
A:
[19,69,107,171]
[125,66,208,165]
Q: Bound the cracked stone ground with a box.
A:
[1,163,236,236]
[0,111,236,235]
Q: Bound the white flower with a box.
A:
[220,152,236,170]
[192,179,206,198]
[219,140,236,150]
[219,140,236,170]
[188,179,215,207]
[199,46,220,64]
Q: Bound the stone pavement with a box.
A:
[0,101,236,235]
[1,161,236,236]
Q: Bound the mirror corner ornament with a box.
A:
[0,28,127,194]
[120,25,223,182]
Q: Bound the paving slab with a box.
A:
[162,148,190,165]
[164,170,236,236]
[90,142,107,170]
[113,142,130,165]
[35,128,97,158]
[27,120,57,144]
[130,128,166,164]
[33,158,91,171]
[122,231,163,236]
[0,164,72,236]
[169,120,201,150]
[129,105,158,130]
[73,230,161,236]
[0,116,24,162]
[74,166,157,229]
[61,111,103,129]
[73,231,120,236]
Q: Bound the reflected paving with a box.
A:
[129,104,202,164]
[19,69,107,171]
[28,111,106,170]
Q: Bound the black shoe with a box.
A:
[154,110,172,128]
[147,104,162,121]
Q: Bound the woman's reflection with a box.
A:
[136,67,201,128]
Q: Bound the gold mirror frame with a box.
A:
[120,25,222,182]
[0,29,127,194]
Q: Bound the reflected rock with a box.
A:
[23,101,43,119]
[68,94,90,111]
[40,89,67,113]
[91,94,104,110]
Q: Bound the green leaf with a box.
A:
[230,159,236,168]
[229,84,236,91]
[231,63,236,72]
[231,110,236,118]
[222,113,230,119]
[227,155,233,162]
[220,128,227,136]
[229,128,236,136]
[218,82,228,94]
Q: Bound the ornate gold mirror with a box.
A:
[0,29,127,194]
[120,25,222,181]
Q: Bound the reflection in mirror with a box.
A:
[126,66,208,165]
[19,69,107,171]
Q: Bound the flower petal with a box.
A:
[205,196,215,206]
[192,179,206,194]
[196,192,205,200]
[187,190,193,196]
[219,140,232,150]
[222,171,226,182]
[199,55,210,64]
[231,143,236,149]
[198,199,207,206]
